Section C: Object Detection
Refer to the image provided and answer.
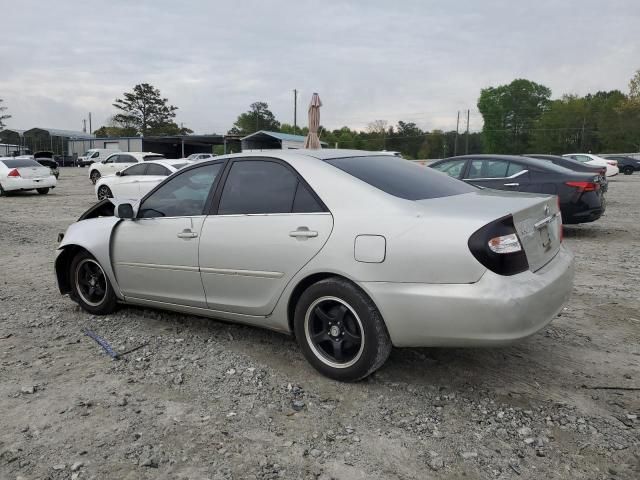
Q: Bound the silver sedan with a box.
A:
[55,150,574,381]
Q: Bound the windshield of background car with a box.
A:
[0,159,42,168]
[325,155,476,200]
[143,155,166,161]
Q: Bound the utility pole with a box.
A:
[293,89,298,135]
[465,109,470,154]
[82,119,86,133]
[88,112,92,134]
[580,116,586,150]
[454,111,460,156]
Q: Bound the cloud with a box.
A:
[1,0,638,134]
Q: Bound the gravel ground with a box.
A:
[1,168,638,480]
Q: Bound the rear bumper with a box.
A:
[561,191,605,224]
[359,246,574,348]
[1,176,57,191]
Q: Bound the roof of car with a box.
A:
[436,154,569,172]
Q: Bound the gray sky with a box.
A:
[1,0,638,134]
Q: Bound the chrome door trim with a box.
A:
[199,267,284,278]
[212,212,332,218]
[464,169,528,181]
[116,262,199,272]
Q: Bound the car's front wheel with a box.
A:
[70,251,117,315]
[97,185,113,200]
[37,188,49,195]
[294,277,392,382]
[90,170,101,184]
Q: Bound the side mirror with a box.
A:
[116,171,122,176]
[116,203,134,219]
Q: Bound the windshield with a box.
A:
[1,159,42,168]
[325,155,476,200]
[82,150,94,157]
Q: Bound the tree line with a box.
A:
[2,69,638,158]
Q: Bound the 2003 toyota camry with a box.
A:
[55,150,575,381]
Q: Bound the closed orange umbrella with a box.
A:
[303,93,322,149]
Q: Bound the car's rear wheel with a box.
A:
[97,185,113,200]
[0,184,6,196]
[294,277,392,382]
[70,251,117,315]
[623,166,634,175]
[90,170,101,184]
[36,188,49,195]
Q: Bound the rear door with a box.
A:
[112,163,148,198]
[198,158,333,316]
[464,158,530,191]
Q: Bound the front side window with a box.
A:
[326,155,475,200]
[432,160,466,178]
[91,151,100,158]
[138,164,222,218]
[122,163,147,176]
[104,155,117,164]
[218,161,299,215]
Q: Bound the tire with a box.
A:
[36,188,49,195]
[0,184,5,196]
[97,185,113,200]
[623,166,633,175]
[69,251,117,315]
[293,277,392,382]
[90,170,101,184]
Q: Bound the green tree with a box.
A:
[113,83,185,136]
[0,98,10,129]
[229,102,280,135]
[478,79,551,153]
[94,116,139,138]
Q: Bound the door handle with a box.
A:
[503,183,519,187]
[289,227,318,238]
[177,229,198,239]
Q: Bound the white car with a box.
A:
[185,153,217,162]
[78,148,121,167]
[89,152,165,184]
[0,157,57,195]
[95,159,190,200]
[563,153,619,177]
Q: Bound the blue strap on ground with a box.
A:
[83,328,119,359]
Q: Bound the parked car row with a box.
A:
[600,154,640,175]
[88,152,166,184]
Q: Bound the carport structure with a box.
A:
[24,128,94,156]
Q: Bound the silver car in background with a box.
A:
[55,150,574,381]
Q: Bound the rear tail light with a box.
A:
[7,168,20,177]
[566,181,599,192]
[468,215,529,276]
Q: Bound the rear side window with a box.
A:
[326,156,475,200]
[146,163,170,176]
[432,160,466,178]
[117,155,136,163]
[0,159,41,168]
[507,162,526,176]
[123,163,147,176]
[467,160,509,179]
[218,161,299,215]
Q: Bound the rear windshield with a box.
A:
[143,155,166,161]
[0,159,42,168]
[325,155,476,200]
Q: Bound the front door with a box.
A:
[112,163,224,307]
[113,163,147,198]
[199,159,333,316]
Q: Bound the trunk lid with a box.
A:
[18,165,51,179]
[414,190,562,273]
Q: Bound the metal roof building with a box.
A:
[0,127,94,156]
[241,130,327,151]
